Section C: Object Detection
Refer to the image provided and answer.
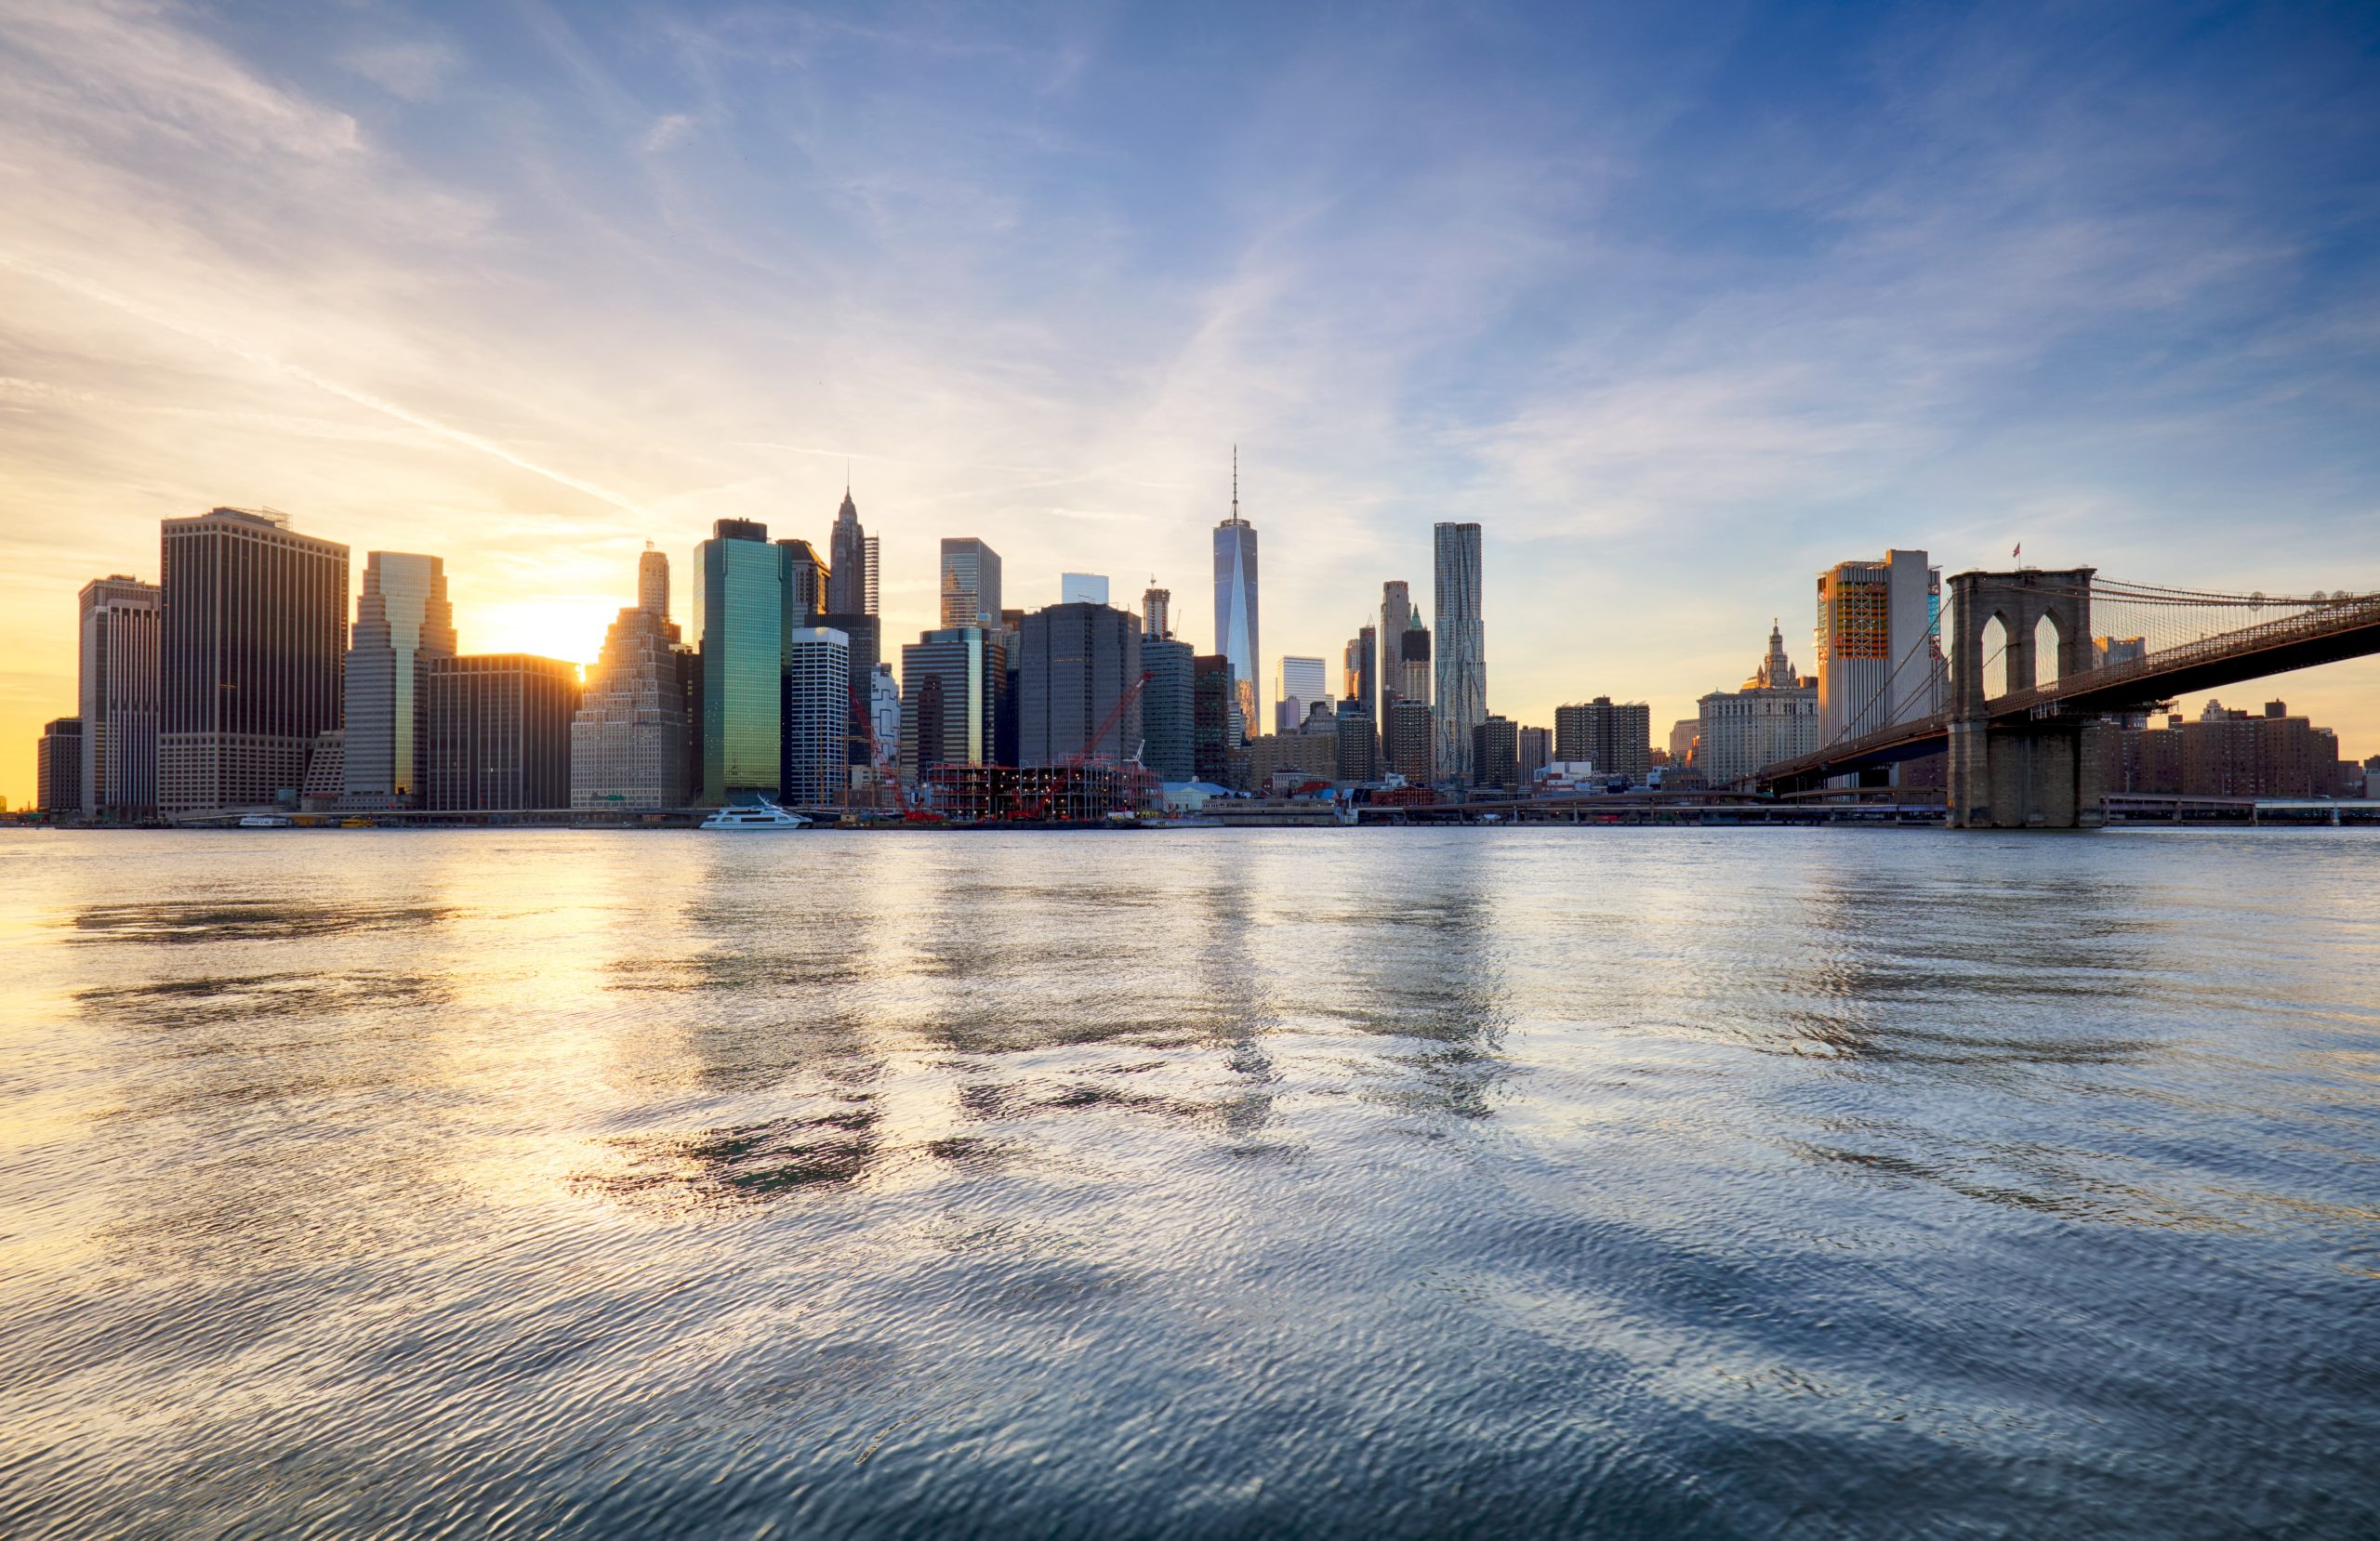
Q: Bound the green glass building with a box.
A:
[696,519,793,804]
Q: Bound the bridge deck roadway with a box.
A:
[1757,596,2380,793]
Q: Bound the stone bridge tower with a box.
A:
[1945,568,2106,829]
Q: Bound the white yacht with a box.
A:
[698,797,812,832]
[236,814,293,828]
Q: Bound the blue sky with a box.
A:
[3,0,2377,800]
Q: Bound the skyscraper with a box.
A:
[1142,583,1170,639]
[573,549,694,810]
[1433,522,1485,783]
[1060,573,1110,606]
[1472,715,1519,792]
[1348,624,1378,732]
[159,507,349,814]
[782,626,852,807]
[343,552,456,810]
[780,538,828,625]
[1193,654,1238,786]
[1816,549,1941,743]
[939,538,1002,629]
[827,487,873,616]
[1518,725,1552,785]
[1379,581,1412,704]
[77,574,158,821]
[1019,602,1143,766]
[1399,616,1431,705]
[1141,636,1195,783]
[1212,449,1259,741]
[816,611,881,769]
[1276,655,1327,734]
[696,518,792,805]
[422,654,579,810]
[1386,700,1434,785]
[899,626,1005,781]
[37,718,82,814]
[639,542,669,617]
[1334,697,1378,783]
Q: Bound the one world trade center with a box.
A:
[1212,448,1259,742]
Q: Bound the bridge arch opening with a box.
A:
[1979,613,2010,701]
[2034,612,2063,688]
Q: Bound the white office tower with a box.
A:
[783,627,853,807]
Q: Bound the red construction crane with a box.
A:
[1064,669,1152,768]
[1021,670,1155,821]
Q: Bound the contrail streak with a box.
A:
[0,252,648,516]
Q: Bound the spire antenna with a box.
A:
[1232,443,1239,520]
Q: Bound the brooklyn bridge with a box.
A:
[1755,569,2380,828]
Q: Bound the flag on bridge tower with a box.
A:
[2013,542,2022,563]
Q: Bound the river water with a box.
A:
[1,826,2375,1538]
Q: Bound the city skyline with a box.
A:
[5,2,2380,808]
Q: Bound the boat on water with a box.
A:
[698,797,812,831]
[236,814,292,829]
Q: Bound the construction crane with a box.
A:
[1017,670,1157,822]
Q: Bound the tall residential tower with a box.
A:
[1432,522,1485,783]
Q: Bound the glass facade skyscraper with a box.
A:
[1141,636,1195,783]
[1432,521,1485,783]
[696,519,792,805]
[344,551,456,809]
[1276,655,1326,735]
[899,626,1005,781]
[1212,452,1259,741]
[1018,602,1142,766]
[939,539,1002,629]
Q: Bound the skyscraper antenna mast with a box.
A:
[1232,443,1239,520]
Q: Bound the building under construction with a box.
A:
[925,761,1159,823]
